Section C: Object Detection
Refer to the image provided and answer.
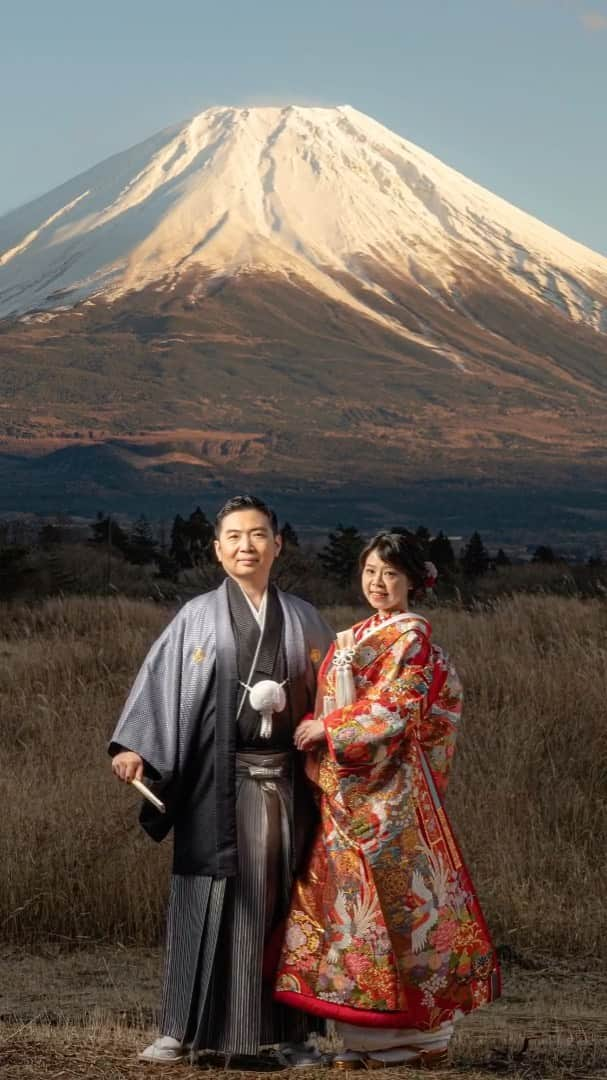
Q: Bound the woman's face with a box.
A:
[361,551,410,613]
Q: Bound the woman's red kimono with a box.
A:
[275,611,500,1031]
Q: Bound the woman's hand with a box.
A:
[112,750,144,782]
[294,717,326,751]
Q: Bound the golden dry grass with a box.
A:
[1,593,606,964]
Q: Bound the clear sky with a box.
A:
[2,0,606,254]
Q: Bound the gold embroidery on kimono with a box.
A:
[274,612,500,1030]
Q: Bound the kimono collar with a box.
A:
[355,609,431,649]
[238,585,268,628]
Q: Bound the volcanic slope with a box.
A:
[0,105,606,526]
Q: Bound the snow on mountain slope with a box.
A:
[1,104,606,335]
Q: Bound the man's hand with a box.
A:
[294,717,326,751]
[112,750,144,782]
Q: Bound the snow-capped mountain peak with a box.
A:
[1,104,606,334]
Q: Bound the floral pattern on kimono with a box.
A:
[274,612,500,1030]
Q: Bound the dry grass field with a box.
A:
[1,592,606,1076]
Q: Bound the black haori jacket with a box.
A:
[109,581,334,876]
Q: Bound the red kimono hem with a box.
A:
[274,990,446,1029]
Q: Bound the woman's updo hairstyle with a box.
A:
[359,530,435,600]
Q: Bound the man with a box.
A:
[110,496,334,1066]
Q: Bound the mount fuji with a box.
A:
[0,105,606,536]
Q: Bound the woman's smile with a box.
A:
[362,553,410,612]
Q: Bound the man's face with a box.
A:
[214,509,282,587]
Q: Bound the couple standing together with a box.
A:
[110,495,500,1070]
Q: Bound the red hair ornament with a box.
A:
[424,561,438,590]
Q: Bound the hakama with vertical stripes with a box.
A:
[161,752,313,1054]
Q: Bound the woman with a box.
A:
[274,531,500,1069]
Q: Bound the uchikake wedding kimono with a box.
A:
[274,610,500,1054]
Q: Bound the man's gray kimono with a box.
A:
[110,580,334,1056]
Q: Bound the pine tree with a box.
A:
[461,531,490,577]
[186,507,214,566]
[415,525,432,543]
[39,523,62,547]
[532,545,556,564]
[89,513,129,553]
[0,546,31,599]
[280,521,299,548]
[127,515,158,565]
[495,548,511,567]
[169,514,192,569]
[429,531,455,572]
[318,525,365,587]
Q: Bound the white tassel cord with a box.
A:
[332,640,357,709]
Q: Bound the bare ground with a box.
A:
[1,949,606,1079]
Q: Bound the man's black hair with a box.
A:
[214,495,279,537]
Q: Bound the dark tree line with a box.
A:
[90,509,304,582]
[0,506,601,603]
[77,514,588,587]
[314,526,571,587]
[90,508,215,578]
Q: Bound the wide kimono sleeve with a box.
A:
[286,595,335,715]
[418,653,462,800]
[108,605,188,783]
[323,626,433,768]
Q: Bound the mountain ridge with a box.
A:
[2,105,607,325]
[0,105,606,535]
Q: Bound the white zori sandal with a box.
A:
[138,1035,189,1062]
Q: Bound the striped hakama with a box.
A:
[160,750,313,1055]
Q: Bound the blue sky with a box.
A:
[2,0,606,253]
